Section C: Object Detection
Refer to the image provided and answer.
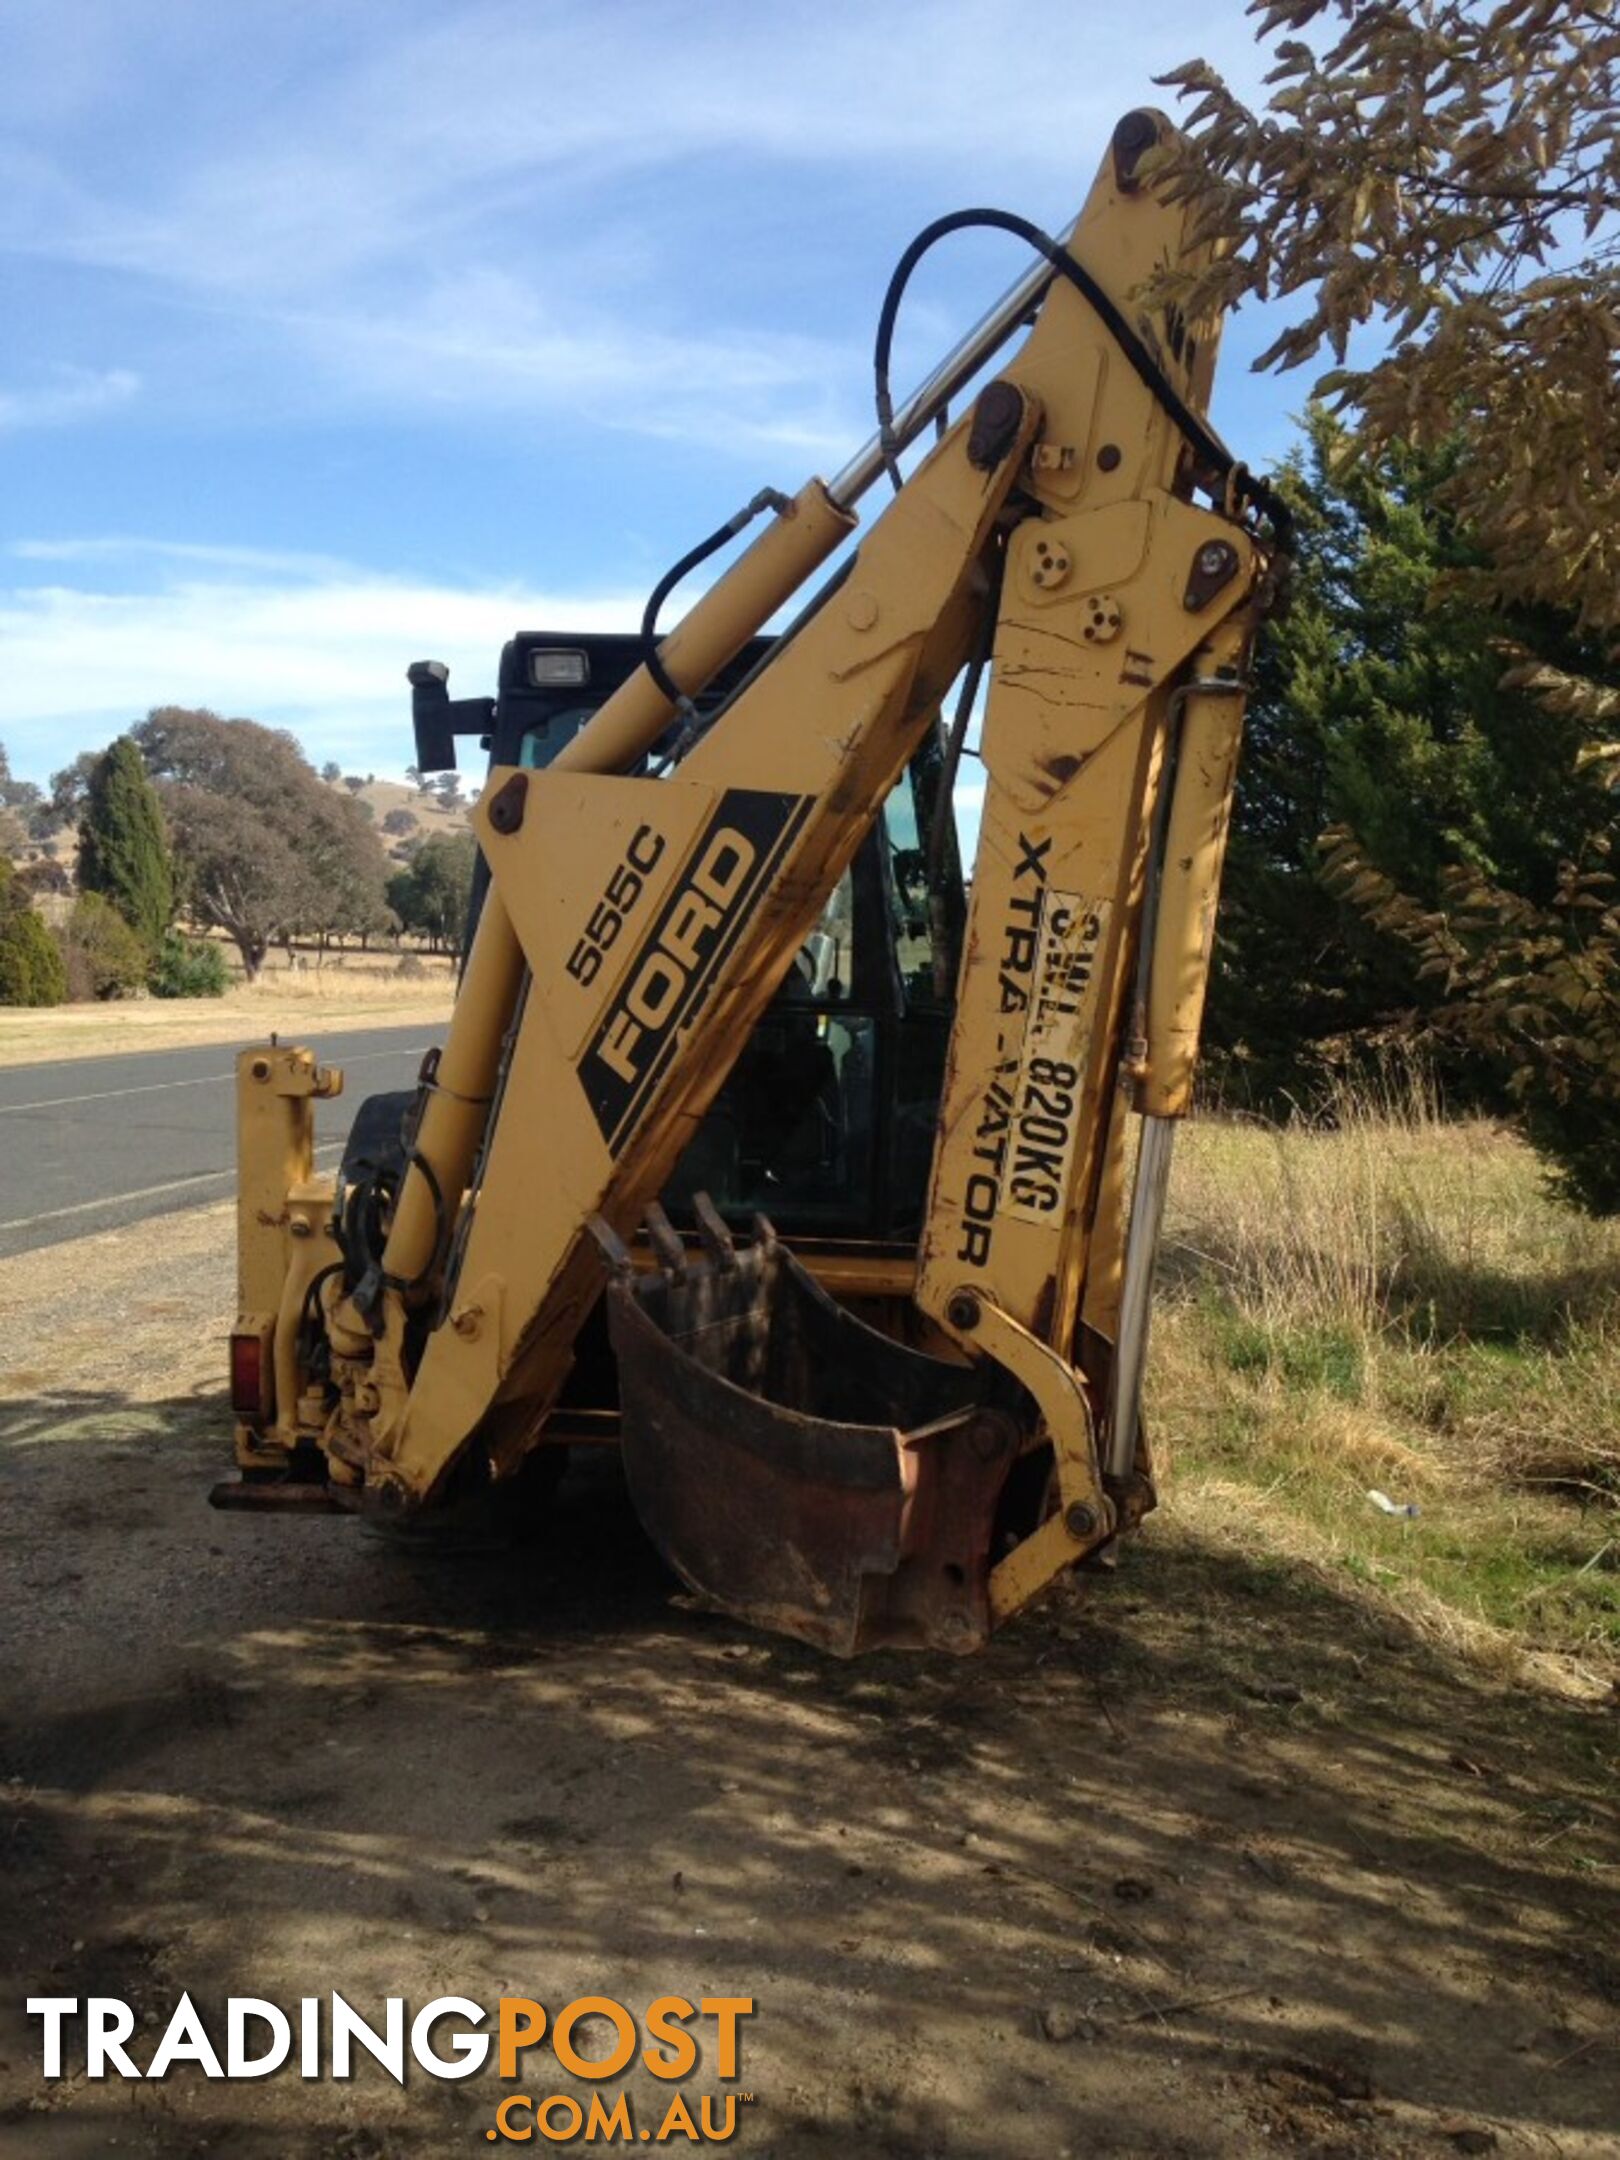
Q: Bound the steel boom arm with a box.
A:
[312,114,1270,1645]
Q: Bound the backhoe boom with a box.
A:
[226,107,1280,1654]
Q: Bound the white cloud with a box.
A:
[9,536,357,579]
[0,0,1269,457]
[0,365,138,431]
[287,268,862,458]
[0,552,645,780]
[0,536,997,864]
[1,3,1227,291]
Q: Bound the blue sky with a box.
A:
[0,0,1299,787]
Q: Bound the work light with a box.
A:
[528,648,590,687]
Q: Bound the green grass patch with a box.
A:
[1206,1296,1367,1401]
[1151,1092,1620,1677]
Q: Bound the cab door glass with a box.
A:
[664,1010,875,1224]
[882,737,963,1009]
[786,869,853,1003]
[519,708,596,769]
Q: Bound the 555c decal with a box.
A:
[566,824,667,987]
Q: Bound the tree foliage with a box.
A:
[47,750,103,832]
[1154,0,1619,637]
[14,858,71,899]
[1210,410,1617,1103]
[1320,834,1620,1210]
[133,708,391,978]
[387,832,477,955]
[0,855,67,1006]
[0,742,49,853]
[1161,0,1620,1204]
[56,891,149,1001]
[150,932,230,999]
[77,736,175,950]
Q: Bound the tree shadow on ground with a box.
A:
[1,1384,1616,2159]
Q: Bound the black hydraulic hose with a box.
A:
[634,201,1291,766]
[648,554,857,776]
[296,1262,345,1367]
[381,1150,447,1299]
[640,486,793,713]
[333,1148,447,1328]
[872,207,1294,553]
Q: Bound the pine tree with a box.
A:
[1208,411,1616,1112]
[77,736,175,950]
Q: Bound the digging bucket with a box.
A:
[594,1202,1021,1656]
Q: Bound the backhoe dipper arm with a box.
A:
[912,216,1267,1620]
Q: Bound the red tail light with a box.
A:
[230,1330,269,1418]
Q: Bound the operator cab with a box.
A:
[402,630,966,1248]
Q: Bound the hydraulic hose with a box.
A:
[871,207,1293,551]
[640,487,793,714]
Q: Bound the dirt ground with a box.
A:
[1,1208,1615,2158]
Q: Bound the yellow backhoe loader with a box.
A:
[218,108,1288,1655]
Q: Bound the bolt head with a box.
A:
[947,1292,980,1332]
[1198,542,1233,575]
[1064,1502,1097,1541]
[487,772,528,834]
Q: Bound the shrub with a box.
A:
[57,891,149,1000]
[150,932,230,998]
[0,897,67,1004]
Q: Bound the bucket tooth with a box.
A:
[642,1202,689,1279]
[692,1191,738,1272]
[606,1202,1019,1655]
[587,1214,634,1274]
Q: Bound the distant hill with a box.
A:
[324,774,476,864]
[14,769,475,895]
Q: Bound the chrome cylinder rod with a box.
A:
[827,221,1075,511]
[1106,1113,1176,1481]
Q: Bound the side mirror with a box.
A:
[407,661,458,774]
[406,661,496,774]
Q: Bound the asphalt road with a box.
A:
[0,1022,438,1260]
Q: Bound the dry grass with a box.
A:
[1151,1069,1620,1688]
[0,953,455,1066]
